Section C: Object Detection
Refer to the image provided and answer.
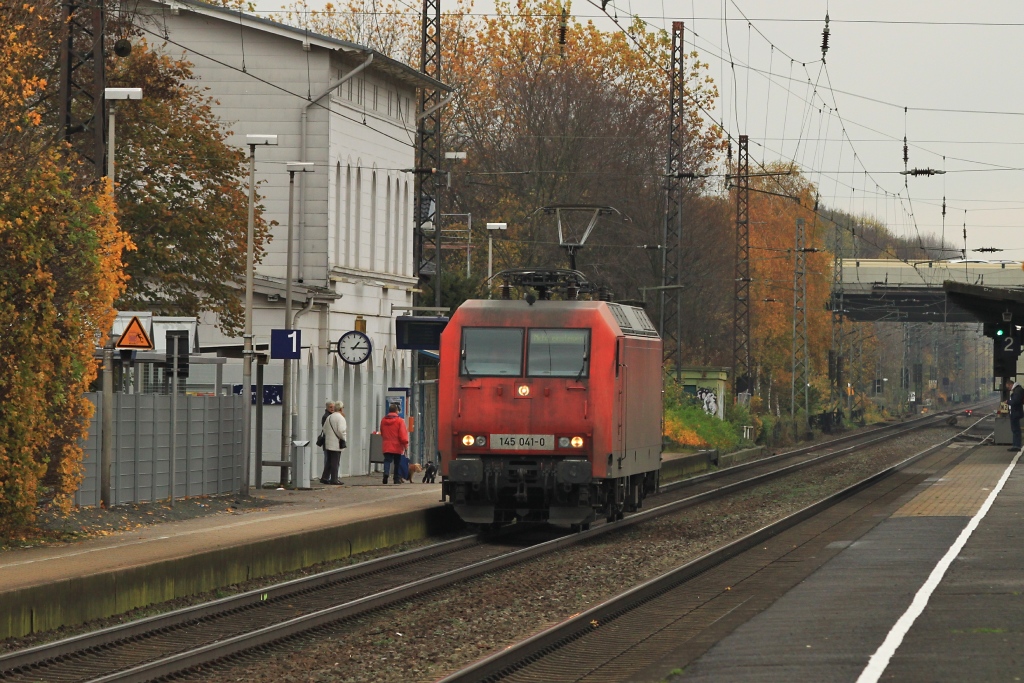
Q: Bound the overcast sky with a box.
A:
[250,0,1024,257]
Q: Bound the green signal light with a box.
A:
[998,329,1006,336]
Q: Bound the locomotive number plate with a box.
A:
[490,434,555,450]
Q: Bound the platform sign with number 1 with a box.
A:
[271,329,302,359]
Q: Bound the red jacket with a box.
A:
[380,413,409,455]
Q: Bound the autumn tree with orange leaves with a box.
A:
[743,166,832,416]
[0,5,132,534]
[273,0,723,302]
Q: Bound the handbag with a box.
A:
[326,417,346,450]
[316,432,325,448]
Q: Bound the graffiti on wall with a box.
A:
[696,387,719,417]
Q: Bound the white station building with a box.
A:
[136,0,449,482]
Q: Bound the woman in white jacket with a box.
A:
[321,400,348,484]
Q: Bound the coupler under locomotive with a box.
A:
[443,455,660,528]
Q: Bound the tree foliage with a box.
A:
[108,39,271,335]
[0,4,131,533]
[442,0,723,296]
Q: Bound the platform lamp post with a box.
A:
[240,134,278,496]
[281,162,314,486]
[485,223,506,297]
[103,88,142,183]
[99,87,142,510]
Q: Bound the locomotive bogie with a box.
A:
[438,299,663,527]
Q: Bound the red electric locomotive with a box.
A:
[438,271,663,529]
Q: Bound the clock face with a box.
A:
[337,330,372,365]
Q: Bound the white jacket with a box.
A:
[322,412,348,451]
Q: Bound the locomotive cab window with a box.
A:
[461,328,524,376]
[527,329,590,378]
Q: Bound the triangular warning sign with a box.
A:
[116,316,154,350]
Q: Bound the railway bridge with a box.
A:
[834,259,1024,323]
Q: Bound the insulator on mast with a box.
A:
[821,13,830,59]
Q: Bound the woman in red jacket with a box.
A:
[379,403,409,484]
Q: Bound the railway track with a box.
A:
[436,413,994,683]
[0,407,990,683]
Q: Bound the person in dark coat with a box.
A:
[319,401,335,484]
[1008,379,1024,451]
[379,403,410,484]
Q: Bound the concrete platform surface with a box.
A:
[680,444,1023,682]
[0,477,443,593]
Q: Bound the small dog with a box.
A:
[422,461,437,484]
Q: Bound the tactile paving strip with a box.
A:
[893,446,1015,517]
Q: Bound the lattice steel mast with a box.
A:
[59,0,106,179]
[661,21,685,377]
[829,215,845,408]
[416,0,444,306]
[791,218,809,418]
[732,135,751,398]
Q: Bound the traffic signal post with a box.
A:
[985,322,1021,382]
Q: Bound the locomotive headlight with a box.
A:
[570,436,585,448]
[475,435,487,447]
[517,384,530,397]
[558,437,570,448]
[462,434,476,446]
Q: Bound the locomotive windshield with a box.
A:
[527,329,590,378]
[460,328,524,376]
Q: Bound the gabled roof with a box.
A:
[158,0,450,92]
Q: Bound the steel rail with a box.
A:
[436,416,994,683]
[0,535,480,672]
[662,404,991,493]
[0,407,989,682]
[82,413,989,682]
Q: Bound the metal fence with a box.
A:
[76,393,244,507]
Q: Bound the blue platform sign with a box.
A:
[271,329,302,359]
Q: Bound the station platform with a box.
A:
[0,475,454,640]
[0,442,723,641]
[678,442,1024,682]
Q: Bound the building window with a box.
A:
[384,178,392,274]
[403,181,410,275]
[335,162,342,267]
[354,167,362,268]
[370,171,378,271]
[345,164,352,268]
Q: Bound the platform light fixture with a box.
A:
[240,133,279,496]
